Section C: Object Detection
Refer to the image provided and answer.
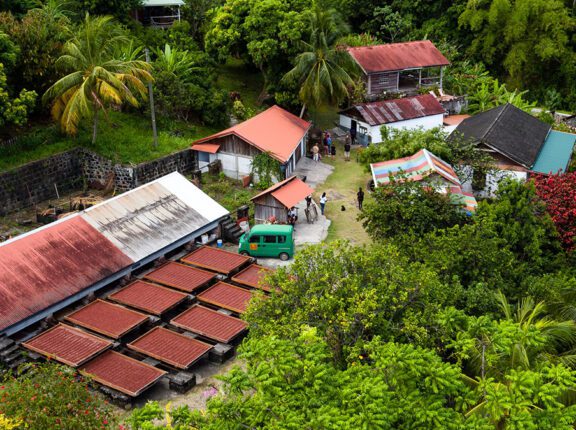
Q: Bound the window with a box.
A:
[264,235,277,244]
[278,235,286,243]
[249,235,261,243]
[198,152,209,163]
[359,126,368,135]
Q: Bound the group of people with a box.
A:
[312,130,355,163]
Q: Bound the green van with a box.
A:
[238,225,295,261]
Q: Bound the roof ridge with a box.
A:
[482,103,509,140]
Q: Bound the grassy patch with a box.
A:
[313,141,372,246]
[216,57,264,112]
[199,172,259,213]
[0,111,218,171]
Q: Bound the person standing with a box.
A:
[326,132,333,157]
[320,192,327,215]
[305,195,312,208]
[350,126,356,145]
[357,187,365,210]
[344,135,351,161]
[312,143,320,162]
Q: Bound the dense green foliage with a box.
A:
[0,63,36,128]
[43,14,152,143]
[0,363,115,429]
[359,179,468,241]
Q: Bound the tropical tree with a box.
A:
[43,14,152,144]
[282,3,358,117]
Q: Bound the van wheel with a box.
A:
[240,251,250,256]
[279,252,289,261]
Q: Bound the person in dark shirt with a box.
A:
[344,134,351,161]
[357,187,365,210]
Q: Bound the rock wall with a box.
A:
[0,148,84,215]
[0,148,198,214]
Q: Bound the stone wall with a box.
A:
[0,148,84,215]
[0,147,198,214]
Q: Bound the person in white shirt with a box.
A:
[319,192,327,215]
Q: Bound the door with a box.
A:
[260,234,278,257]
[248,234,262,256]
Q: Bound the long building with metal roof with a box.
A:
[0,172,229,336]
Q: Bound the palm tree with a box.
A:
[283,3,358,118]
[43,14,152,144]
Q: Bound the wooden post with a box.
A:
[418,69,422,88]
[145,48,158,148]
[440,67,444,90]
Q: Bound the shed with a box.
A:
[348,40,450,98]
[0,172,228,336]
[191,105,311,180]
[339,94,445,144]
[250,176,314,223]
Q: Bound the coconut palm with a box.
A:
[283,3,358,118]
[43,14,152,144]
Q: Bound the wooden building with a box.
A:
[251,176,314,224]
[192,106,311,180]
[348,40,450,99]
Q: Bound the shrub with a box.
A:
[0,362,115,429]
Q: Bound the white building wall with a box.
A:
[460,165,528,198]
[340,113,444,144]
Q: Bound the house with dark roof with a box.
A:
[339,94,445,145]
[347,40,450,98]
[452,103,576,196]
[191,105,311,180]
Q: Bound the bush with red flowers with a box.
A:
[533,172,576,252]
[0,363,115,430]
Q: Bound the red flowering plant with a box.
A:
[533,171,576,252]
[0,362,115,429]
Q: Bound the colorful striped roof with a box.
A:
[370,149,461,186]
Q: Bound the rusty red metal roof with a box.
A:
[171,305,248,343]
[64,300,148,339]
[128,327,212,369]
[340,94,445,126]
[191,105,311,164]
[181,246,250,275]
[145,262,217,293]
[197,282,255,314]
[108,280,188,316]
[80,350,166,397]
[0,217,133,333]
[348,40,450,73]
[23,324,112,367]
[232,264,274,292]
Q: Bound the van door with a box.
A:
[248,234,262,256]
[261,234,278,257]
[276,233,293,257]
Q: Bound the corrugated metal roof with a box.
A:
[145,262,217,293]
[181,246,250,275]
[348,40,450,73]
[171,305,248,343]
[108,280,188,315]
[532,130,576,174]
[191,106,311,164]
[64,300,148,339]
[370,149,460,186]
[232,264,274,292]
[197,282,254,314]
[23,324,112,367]
[142,0,184,6]
[340,94,445,126]
[0,217,133,333]
[81,350,166,397]
[128,327,212,369]
[82,173,228,262]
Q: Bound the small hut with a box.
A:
[251,176,314,224]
